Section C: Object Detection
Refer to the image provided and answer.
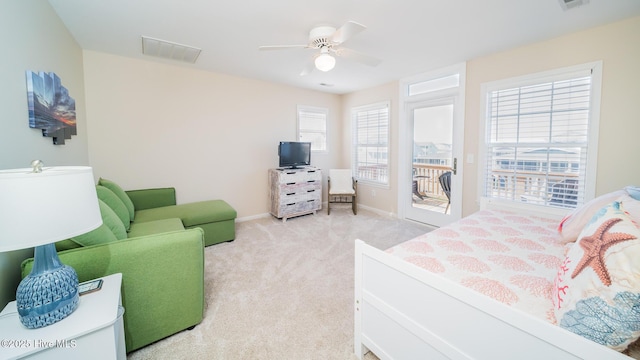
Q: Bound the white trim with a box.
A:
[481,63,595,93]
[585,61,602,203]
[236,212,271,222]
[398,62,466,226]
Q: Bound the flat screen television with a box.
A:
[278,141,311,169]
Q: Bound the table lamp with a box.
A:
[0,161,102,329]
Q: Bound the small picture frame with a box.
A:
[78,279,103,296]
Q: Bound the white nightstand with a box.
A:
[0,273,125,360]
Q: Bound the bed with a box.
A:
[354,194,640,360]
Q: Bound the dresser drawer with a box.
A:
[279,181,321,194]
[276,169,321,184]
[277,198,321,216]
[279,190,321,204]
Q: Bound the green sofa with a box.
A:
[21,179,237,352]
[23,229,204,353]
[99,178,237,247]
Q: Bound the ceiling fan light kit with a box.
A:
[315,48,335,72]
[259,20,380,75]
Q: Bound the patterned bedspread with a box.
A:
[387,209,566,323]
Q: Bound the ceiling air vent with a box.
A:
[558,0,589,11]
[142,36,201,63]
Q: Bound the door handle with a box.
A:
[452,158,457,175]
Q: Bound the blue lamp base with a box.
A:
[15,243,79,329]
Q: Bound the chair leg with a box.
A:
[352,196,357,215]
[445,202,450,214]
[328,197,331,215]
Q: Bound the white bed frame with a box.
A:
[354,200,632,360]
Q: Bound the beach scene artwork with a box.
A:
[26,71,76,145]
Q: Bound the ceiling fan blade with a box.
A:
[299,57,316,76]
[258,45,308,51]
[334,47,381,67]
[331,21,366,44]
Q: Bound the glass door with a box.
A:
[399,64,465,227]
[404,98,461,227]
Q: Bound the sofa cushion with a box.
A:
[71,223,119,247]
[55,239,82,251]
[128,218,185,238]
[71,199,126,245]
[99,178,135,221]
[134,200,236,227]
[96,185,131,231]
[98,199,128,240]
[126,187,176,210]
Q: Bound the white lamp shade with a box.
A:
[314,53,336,72]
[0,166,102,252]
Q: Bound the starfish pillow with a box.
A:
[558,188,640,244]
[553,201,640,351]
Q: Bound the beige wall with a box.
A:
[0,2,87,308]
[463,15,640,215]
[341,81,400,216]
[340,16,640,218]
[83,51,342,219]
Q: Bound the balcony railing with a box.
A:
[360,163,579,209]
[356,164,389,184]
[413,164,450,199]
[488,169,579,208]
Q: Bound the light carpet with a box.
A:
[127,207,430,359]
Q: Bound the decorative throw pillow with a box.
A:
[96,199,127,240]
[71,200,125,246]
[627,186,640,201]
[558,189,640,244]
[71,223,118,247]
[553,201,640,351]
[95,185,131,231]
[98,178,135,221]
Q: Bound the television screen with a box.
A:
[278,141,311,168]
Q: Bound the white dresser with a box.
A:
[0,273,125,360]
[269,167,322,221]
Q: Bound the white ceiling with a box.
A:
[48,0,640,94]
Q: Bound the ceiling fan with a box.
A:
[259,21,381,76]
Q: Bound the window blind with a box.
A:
[353,103,390,185]
[484,74,592,209]
[298,106,327,151]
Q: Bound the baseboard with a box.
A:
[357,204,396,218]
[236,212,271,223]
[238,205,398,223]
[320,200,398,218]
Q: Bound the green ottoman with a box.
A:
[134,200,237,246]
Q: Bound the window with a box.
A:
[297,106,327,152]
[481,63,601,209]
[407,73,460,97]
[352,102,390,185]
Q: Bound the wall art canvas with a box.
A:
[26,71,77,145]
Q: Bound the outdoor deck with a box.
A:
[411,164,450,214]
